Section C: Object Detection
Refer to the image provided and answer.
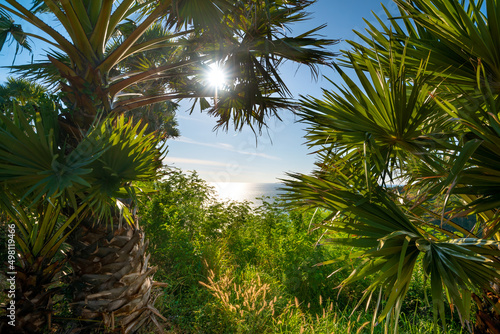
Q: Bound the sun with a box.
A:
[207,63,226,88]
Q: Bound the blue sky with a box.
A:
[0,0,397,183]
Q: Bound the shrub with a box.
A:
[138,170,460,333]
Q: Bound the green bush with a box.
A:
[138,170,464,333]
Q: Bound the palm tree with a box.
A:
[285,0,500,332]
[0,101,164,333]
[108,22,181,138]
[0,0,336,332]
[0,8,30,57]
[0,77,47,106]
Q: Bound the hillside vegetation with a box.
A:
[137,171,464,333]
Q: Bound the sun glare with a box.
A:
[207,64,226,88]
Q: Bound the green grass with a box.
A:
[136,170,468,334]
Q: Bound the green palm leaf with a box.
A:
[346,0,500,92]
[299,47,443,186]
[0,8,30,54]
[0,104,101,205]
[83,115,166,220]
[284,168,500,331]
[286,2,500,331]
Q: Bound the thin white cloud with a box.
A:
[175,137,234,150]
[173,136,280,161]
[164,157,228,167]
[218,143,235,150]
[238,151,279,160]
[176,115,212,123]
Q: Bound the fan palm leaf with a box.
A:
[432,65,500,240]
[286,2,500,332]
[0,193,87,333]
[0,0,337,131]
[284,166,500,332]
[0,102,165,332]
[0,77,46,106]
[299,47,445,187]
[0,7,30,55]
[344,0,500,94]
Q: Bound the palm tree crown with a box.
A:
[286,0,500,332]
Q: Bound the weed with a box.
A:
[137,170,470,333]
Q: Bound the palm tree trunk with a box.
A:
[68,219,163,333]
[473,285,500,334]
[1,262,61,333]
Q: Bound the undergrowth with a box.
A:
[137,170,466,333]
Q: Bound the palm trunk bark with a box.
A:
[473,285,500,334]
[1,261,61,333]
[68,219,163,333]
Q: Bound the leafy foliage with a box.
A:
[0,0,337,331]
[0,8,30,55]
[285,1,500,332]
[137,170,464,333]
[0,0,337,132]
[0,98,165,332]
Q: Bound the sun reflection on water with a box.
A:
[208,182,282,205]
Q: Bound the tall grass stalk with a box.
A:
[137,171,469,333]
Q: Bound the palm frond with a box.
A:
[347,0,500,92]
[82,115,166,221]
[0,104,102,206]
[298,46,444,185]
[0,7,31,54]
[284,166,500,330]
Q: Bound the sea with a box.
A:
[208,182,285,206]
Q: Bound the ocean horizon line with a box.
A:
[207,181,285,205]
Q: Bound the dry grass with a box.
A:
[199,266,279,332]
[199,264,372,333]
